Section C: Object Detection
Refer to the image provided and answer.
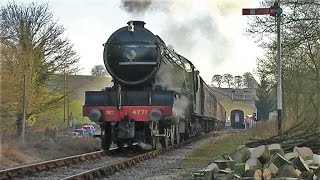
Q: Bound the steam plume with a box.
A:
[120,0,152,15]
[120,0,257,82]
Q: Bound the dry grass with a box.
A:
[0,133,101,170]
[0,142,40,169]
[246,121,278,140]
[30,136,101,159]
[246,118,300,140]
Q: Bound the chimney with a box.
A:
[127,20,145,28]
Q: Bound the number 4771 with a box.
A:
[132,110,148,115]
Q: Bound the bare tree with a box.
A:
[223,74,233,88]
[234,75,243,88]
[243,72,256,88]
[0,2,79,134]
[211,74,223,87]
[91,65,108,76]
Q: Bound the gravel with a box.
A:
[21,154,129,180]
[104,132,229,180]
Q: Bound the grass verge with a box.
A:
[181,131,249,168]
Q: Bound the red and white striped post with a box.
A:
[242,8,276,15]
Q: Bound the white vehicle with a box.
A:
[74,129,86,136]
[66,132,81,138]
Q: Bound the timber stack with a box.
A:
[246,120,320,153]
[192,120,320,179]
[193,144,320,179]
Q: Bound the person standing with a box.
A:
[245,116,252,129]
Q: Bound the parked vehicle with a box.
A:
[74,129,86,136]
[66,132,81,138]
[82,125,96,135]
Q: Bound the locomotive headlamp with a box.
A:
[89,109,102,122]
[149,109,162,122]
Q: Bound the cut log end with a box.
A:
[254,169,262,180]
[262,168,272,180]
[251,145,270,164]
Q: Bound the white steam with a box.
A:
[120,0,257,82]
[154,62,185,92]
[172,95,190,119]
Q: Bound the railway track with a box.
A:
[0,132,215,180]
[0,145,137,180]
[61,133,214,180]
[62,145,177,180]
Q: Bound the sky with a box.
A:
[1,0,264,83]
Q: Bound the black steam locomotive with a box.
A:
[83,21,226,150]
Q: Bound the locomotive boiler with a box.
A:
[83,21,225,150]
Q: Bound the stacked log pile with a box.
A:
[246,120,320,153]
[193,144,320,179]
[193,120,320,179]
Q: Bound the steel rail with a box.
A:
[0,147,123,180]
[62,133,213,180]
[62,148,173,180]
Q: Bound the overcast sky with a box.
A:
[2,0,264,83]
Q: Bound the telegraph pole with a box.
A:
[275,1,283,135]
[243,1,283,134]
[21,75,26,144]
[67,74,70,127]
[64,69,66,125]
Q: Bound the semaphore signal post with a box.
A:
[242,1,283,135]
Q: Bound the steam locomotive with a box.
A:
[83,21,226,150]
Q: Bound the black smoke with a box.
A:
[120,0,152,15]
[120,0,169,16]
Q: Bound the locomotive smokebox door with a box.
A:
[118,116,135,139]
[103,21,161,85]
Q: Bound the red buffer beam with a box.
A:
[242,8,276,15]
